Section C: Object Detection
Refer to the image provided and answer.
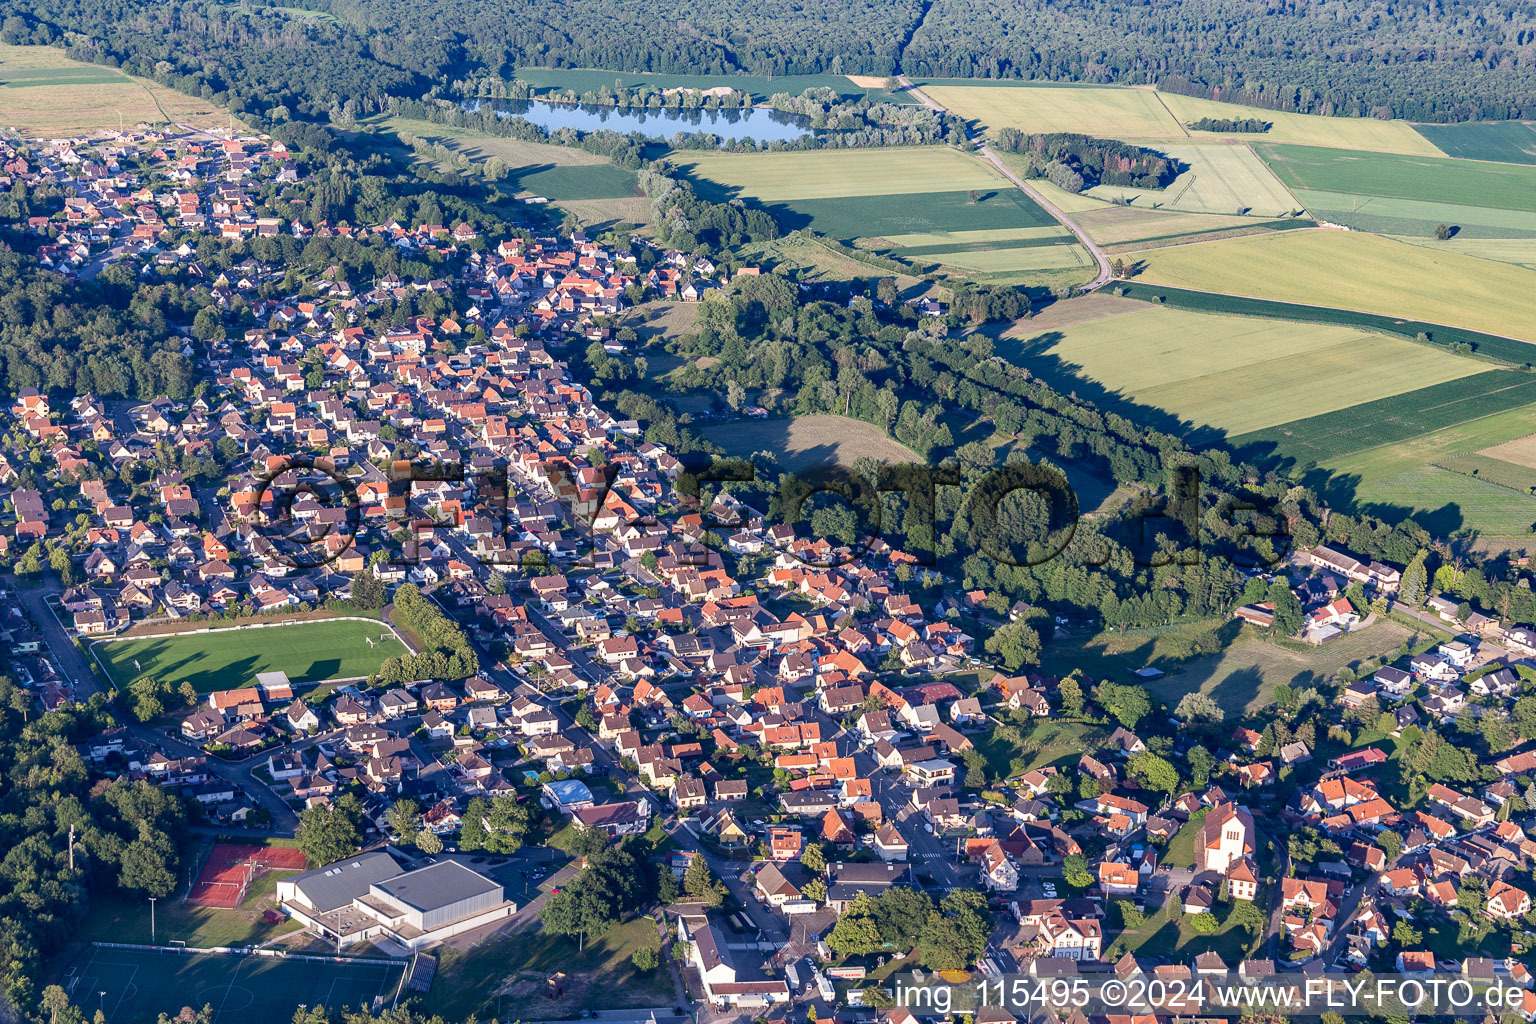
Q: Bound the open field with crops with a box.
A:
[92,618,407,692]
[1129,229,1536,342]
[920,81,1443,155]
[923,83,1181,138]
[700,414,918,470]
[676,147,1089,280]
[1258,143,1536,212]
[514,66,910,103]
[999,305,1484,436]
[1231,370,1536,463]
[1308,404,1536,539]
[383,116,639,199]
[1086,143,1302,217]
[0,44,234,135]
[1113,281,1536,365]
[1389,236,1536,269]
[1411,120,1536,164]
[675,147,1008,201]
[1291,189,1536,238]
[1158,92,1446,155]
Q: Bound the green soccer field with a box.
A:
[69,946,406,1024]
[91,619,408,692]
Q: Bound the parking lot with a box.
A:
[437,846,573,905]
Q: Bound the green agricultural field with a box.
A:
[1087,144,1302,217]
[92,618,408,692]
[0,43,235,135]
[674,146,1010,201]
[557,196,653,227]
[1231,370,1536,463]
[770,189,1056,240]
[382,116,639,200]
[1159,92,1446,156]
[1258,143,1536,213]
[515,66,910,103]
[999,305,1484,436]
[1291,188,1536,238]
[1131,229,1536,342]
[1412,120,1536,165]
[1310,402,1536,538]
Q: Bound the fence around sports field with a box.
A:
[186,842,308,909]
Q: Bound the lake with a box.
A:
[474,98,812,143]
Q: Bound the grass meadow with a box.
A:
[93,617,407,691]
[383,115,640,200]
[0,44,234,135]
[675,147,1088,279]
[1129,229,1536,342]
[999,305,1484,435]
[700,414,917,470]
[428,917,674,1021]
[1042,620,1414,717]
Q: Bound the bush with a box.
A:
[1187,912,1218,935]
[632,946,660,972]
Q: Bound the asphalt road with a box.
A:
[12,574,303,830]
[895,76,1114,291]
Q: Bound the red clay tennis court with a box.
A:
[186,843,308,909]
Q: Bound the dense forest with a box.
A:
[0,680,190,1012]
[900,0,1536,121]
[4,0,1535,124]
[992,131,1181,192]
[0,245,195,400]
